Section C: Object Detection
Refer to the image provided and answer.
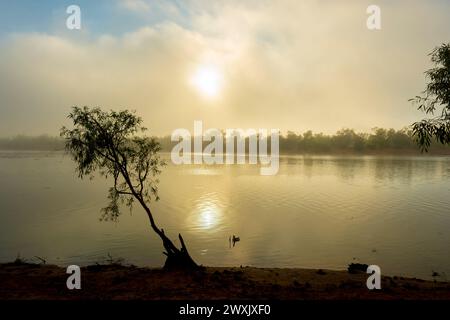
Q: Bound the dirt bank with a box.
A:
[1,262,449,300]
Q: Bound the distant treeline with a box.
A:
[158,128,450,155]
[0,135,65,151]
[277,128,450,154]
[1,128,450,154]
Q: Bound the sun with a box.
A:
[190,65,223,99]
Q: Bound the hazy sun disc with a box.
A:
[190,65,223,99]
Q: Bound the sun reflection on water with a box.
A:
[190,193,224,231]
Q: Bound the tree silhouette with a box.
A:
[61,106,199,269]
[411,43,450,151]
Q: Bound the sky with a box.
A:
[0,0,449,136]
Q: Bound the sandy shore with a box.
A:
[1,262,449,300]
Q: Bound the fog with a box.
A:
[0,0,449,136]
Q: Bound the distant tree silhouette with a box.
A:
[61,106,199,270]
[411,43,450,151]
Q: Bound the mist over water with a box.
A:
[0,151,449,280]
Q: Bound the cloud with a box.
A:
[119,0,150,12]
[0,0,449,136]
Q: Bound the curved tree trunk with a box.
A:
[119,166,200,270]
[137,196,200,270]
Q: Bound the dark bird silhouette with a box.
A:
[232,235,240,247]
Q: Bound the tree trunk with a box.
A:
[140,201,199,270]
[122,174,200,270]
[160,231,200,270]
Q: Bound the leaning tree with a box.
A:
[61,106,199,269]
[411,43,450,151]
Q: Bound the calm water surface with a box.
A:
[1,151,449,280]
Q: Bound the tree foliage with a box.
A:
[411,43,450,151]
[60,106,165,221]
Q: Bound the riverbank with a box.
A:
[1,262,449,300]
